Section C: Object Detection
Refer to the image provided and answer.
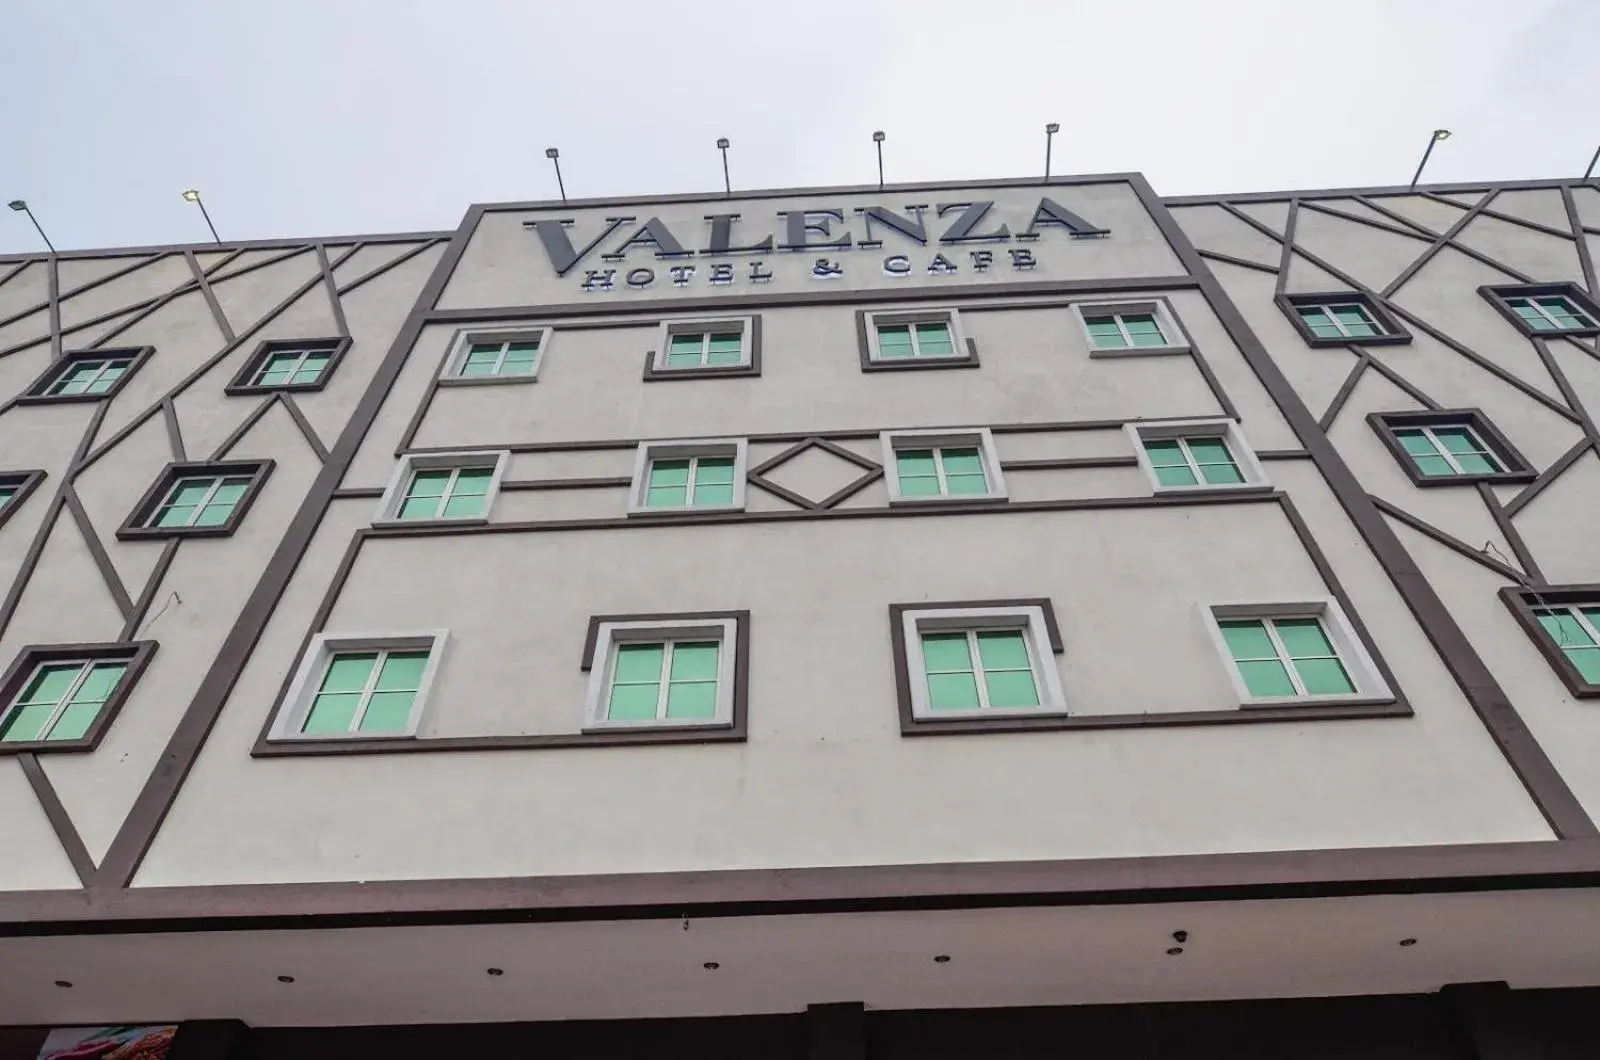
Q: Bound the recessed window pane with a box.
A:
[706,334,743,365]
[46,701,100,741]
[398,497,440,519]
[1218,619,1273,660]
[670,643,719,681]
[914,323,954,356]
[944,473,989,495]
[321,654,377,693]
[359,691,416,733]
[984,668,1040,708]
[896,451,936,476]
[73,662,126,704]
[20,664,83,707]
[0,703,54,742]
[441,493,485,519]
[614,643,664,682]
[1395,431,1436,458]
[304,692,362,734]
[1295,657,1355,695]
[648,460,691,487]
[1154,464,1199,487]
[607,682,660,720]
[692,483,734,506]
[646,484,688,507]
[693,458,735,485]
[926,672,981,710]
[375,651,429,691]
[665,681,717,718]
[1274,618,1334,658]
[976,631,1029,669]
[406,470,451,498]
[876,325,914,358]
[1569,647,1600,684]
[1199,462,1245,485]
[1186,439,1230,465]
[452,469,495,496]
[1143,440,1186,467]
[940,449,983,474]
[921,632,973,672]
[1412,454,1455,477]
[1237,659,1296,697]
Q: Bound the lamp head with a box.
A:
[181,189,201,203]
[1433,129,1452,141]
[1046,122,1060,134]
[544,147,560,159]
[6,200,26,212]
[872,130,885,143]
[716,137,730,150]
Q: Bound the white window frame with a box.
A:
[1296,300,1384,340]
[1071,299,1190,356]
[583,617,739,731]
[900,605,1068,720]
[441,326,551,383]
[627,438,749,515]
[1200,599,1391,707]
[268,630,448,741]
[1126,418,1269,493]
[864,308,971,364]
[1393,423,1504,476]
[879,427,1007,505]
[1507,294,1594,331]
[652,317,754,372]
[374,450,510,526]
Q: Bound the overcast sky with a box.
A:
[2,0,1596,254]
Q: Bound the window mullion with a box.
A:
[438,467,462,516]
[1176,437,1203,480]
[968,629,990,709]
[1115,315,1133,345]
[685,458,700,497]
[656,641,674,720]
[188,477,225,527]
[350,649,387,732]
[932,448,950,495]
[493,341,511,374]
[37,663,93,741]
[1420,426,1466,474]
[700,333,712,366]
[1262,620,1308,696]
[1572,606,1600,649]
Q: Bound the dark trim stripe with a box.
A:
[1136,173,1598,839]
[17,753,96,886]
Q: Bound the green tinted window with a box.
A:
[1143,435,1244,488]
[150,474,256,529]
[895,445,989,498]
[1393,424,1502,477]
[920,627,1041,713]
[1536,606,1600,684]
[397,464,495,520]
[605,639,721,722]
[1296,302,1379,340]
[1219,615,1355,698]
[645,454,737,509]
[457,336,541,377]
[875,320,956,359]
[665,329,744,368]
[47,358,132,397]
[0,659,128,743]
[254,347,333,387]
[303,648,429,735]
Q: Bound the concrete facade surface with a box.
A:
[2,173,1600,1045]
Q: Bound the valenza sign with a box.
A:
[523,196,1110,293]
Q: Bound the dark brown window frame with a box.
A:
[855,308,980,372]
[1500,585,1600,699]
[251,610,751,757]
[116,459,276,541]
[0,469,47,532]
[0,641,159,754]
[225,336,353,396]
[16,346,154,405]
[642,315,763,381]
[1275,292,1411,348]
[1479,283,1600,339]
[1367,409,1536,487]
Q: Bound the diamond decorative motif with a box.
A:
[748,438,882,510]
